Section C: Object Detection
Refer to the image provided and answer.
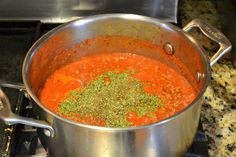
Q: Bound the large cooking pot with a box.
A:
[0,14,232,156]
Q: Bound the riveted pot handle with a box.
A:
[183,19,232,66]
[0,88,55,137]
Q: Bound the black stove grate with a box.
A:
[0,21,53,156]
[0,21,209,157]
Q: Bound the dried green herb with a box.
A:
[58,71,163,127]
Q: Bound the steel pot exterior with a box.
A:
[35,97,203,157]
[21,14,227,157]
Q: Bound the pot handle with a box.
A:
[0,80,26,91]
[183,19,232,66]
[0,88,55,137]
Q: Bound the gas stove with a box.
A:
[0,21,209,157]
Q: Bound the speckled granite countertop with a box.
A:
[180,0,236,157]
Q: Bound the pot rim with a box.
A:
[22,13,211,131]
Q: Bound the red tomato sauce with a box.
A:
[39,37,197,127]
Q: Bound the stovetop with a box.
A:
[0,21,209,157]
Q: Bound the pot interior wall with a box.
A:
[26,15,207,98]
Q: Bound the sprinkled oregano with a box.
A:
[58,71,163,127]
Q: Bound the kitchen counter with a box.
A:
[180,0,236,156]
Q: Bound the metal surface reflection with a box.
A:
[0,0,178,23]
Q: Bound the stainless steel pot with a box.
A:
[0,14,232,157]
